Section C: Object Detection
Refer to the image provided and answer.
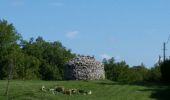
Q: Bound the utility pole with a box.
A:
[163,42,166,62]
[163,34,170,62]
[158,55,161,65]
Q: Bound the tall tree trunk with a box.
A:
[4,59,13,98]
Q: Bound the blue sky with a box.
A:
[1,0,170,67]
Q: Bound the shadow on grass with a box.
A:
[97,81,170,100]
[140,87,170,100]
[8,91,38,100]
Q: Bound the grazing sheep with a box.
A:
[78,89,86,94]
[64,89,72,96]
[87,90,92,95]
[41,85,46,92]
[49,88,55,94]
[71,89,77,94]
[78,89,92,95]
[40,85,92,96]
[55,86,65,93]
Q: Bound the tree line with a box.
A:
[0,19,170,83]
[103,58,161,83]
[0,19,74,80]
[103,53,170,83]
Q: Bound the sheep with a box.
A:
[78,89,92,95]
[64,89,72,96]
[41,85,46,92]
[71,89,77,94]
[49,88,55,94]
[78,89,85,93]
[87,90,92,95]
[41,85,92,96]
[55,86,65,93]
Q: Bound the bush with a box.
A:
[146,64,161,82]
[103,58,161,83]
[160,60,170,82]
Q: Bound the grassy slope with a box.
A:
[0,80,169,100]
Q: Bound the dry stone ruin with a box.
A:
[64,55,105,80]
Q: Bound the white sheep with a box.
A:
[49,88,55,94]
[41,85,46,92]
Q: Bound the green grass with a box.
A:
[0,80,169,100]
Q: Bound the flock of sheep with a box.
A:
[41,85,92,96]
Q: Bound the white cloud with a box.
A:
[101,54,122,61]
[101,54,111,60]
[66,31,79,39]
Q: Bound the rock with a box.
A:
[64,55,105,80]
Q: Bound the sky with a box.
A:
[1,0,170,67]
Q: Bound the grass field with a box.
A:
[0,80,169,100]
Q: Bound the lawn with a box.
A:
[0,80,169,100]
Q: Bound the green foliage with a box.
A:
[104,58,132,82]
[15,53,40,80]
[104,58,161,83]
[0,19,162,82]
[130,64,149,82]
[0,19,74,80]
[0,19,21,79]
[22,36,74,80]
[147,64,161,82]
[160,60,170,82]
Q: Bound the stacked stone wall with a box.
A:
[64,55,105,80]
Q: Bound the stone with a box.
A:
[64,55,105,80]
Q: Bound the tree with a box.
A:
[22,37,74,80]
[0,19,75,81]
[104,58,130,82]
[130,63,149,82]
[104,57,116,80]
[160,60,170,82]
[103,58,152,83]
[0,19,21,96]
[147,64,161,82]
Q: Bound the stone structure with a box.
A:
[64,55,105,80]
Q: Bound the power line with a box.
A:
[162,34,170,62]
[166,34,170,44]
